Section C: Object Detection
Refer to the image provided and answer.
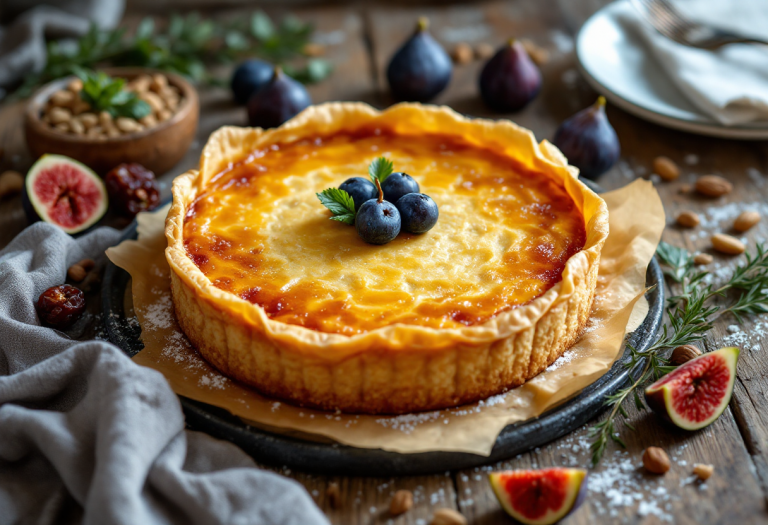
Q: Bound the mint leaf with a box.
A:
[368,157,394,185]
[317,188,356,225]
[73,67,151,119]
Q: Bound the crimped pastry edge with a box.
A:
[165,102,608,413]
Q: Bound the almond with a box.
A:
[711,233,745,255]
[0,170,24,198]
[431,508,467,525]
[474,42,495,60]
[733,210,760,233]
[693,463,714,481]
[67,78,83,93]
[676,211,700,228]
[451,42,474,65]
[643,446,670,474]
[78,258,96,271]
[50,89,75,107]
[389,489,413,516]
[695,175,732,197]
[670,344,701,365]
[653,156,680,181]
[326,482,342,509]
[67,264,87,282]
[693,253,713,265]
[49,106,72,125]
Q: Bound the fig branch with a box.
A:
[589,241,768,467]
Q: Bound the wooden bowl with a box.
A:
[24,67,199,176]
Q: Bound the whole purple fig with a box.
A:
[479,39,542,112]
[387,17,452,103]
[553,96,620,180]
[247,66,311,129]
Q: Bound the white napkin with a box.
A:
[615,0,768,126]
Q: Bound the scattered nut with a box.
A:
[653,156,680,181]
[521,39,550,65]
[130,75,152,94]
[67,78,83,92]
[50,90,75,107]
[69,118,85,136]
[693,253,713,265]
[150,73,168,93]
[326,482,342,509]
[475,42,495,60]
[733,210,760,233]
[0,170,24,199]
[676,210,700,228]
[49,107,72,125]
[78,113,99,129]
[389,489,413,516]
[711,233,745,255]
[693,463,714,481]
[670,344,702,365]
[678,183,692,194]
[303,42,326,57]
[115,117,143,134]
[67,264,87,282]
[695,175,732,197]
[451,42,474,64]
[78,258,96,271]
[642,446,671,474]
[142,91,165,114]
[431,508,467,525]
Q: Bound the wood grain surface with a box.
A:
[2,1,768,523]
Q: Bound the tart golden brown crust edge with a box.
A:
[165,102,609,414]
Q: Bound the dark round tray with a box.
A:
[102,188,664,477]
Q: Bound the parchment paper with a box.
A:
[106,179,664,456]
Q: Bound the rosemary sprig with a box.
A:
[8,11,332,100]
[589,241,768,467]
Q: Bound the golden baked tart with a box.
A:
[165,102,609,414]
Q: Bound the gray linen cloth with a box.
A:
[0,0,125,91]
[0,223,329,525]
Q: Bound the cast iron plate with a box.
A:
[102,183,664,476]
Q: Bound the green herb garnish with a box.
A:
[73,67,151,119]
[589,241,768,467]
[368,157,394,185]
[316,188,356,225]
[7,11,332,101]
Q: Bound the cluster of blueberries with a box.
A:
[340,171,439,245]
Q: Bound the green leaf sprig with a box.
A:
[316,188,356,225]
[368,157,394,185]
[73,67,151,119]
[589,241,768,467]
[8,11,332,100]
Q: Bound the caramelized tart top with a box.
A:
[182,125,586,335]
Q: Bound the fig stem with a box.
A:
[417,17,429,32]
[273,65,282,80]
[596,95,607,108]
[375,178,384,203]
[507,38,517,46]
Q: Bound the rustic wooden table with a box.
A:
[2,1,768,523]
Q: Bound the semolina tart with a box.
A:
[165,102,609,414]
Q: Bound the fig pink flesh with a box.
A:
[33,164,103,229]
[652,352,731,423]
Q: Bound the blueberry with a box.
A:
[356,199,401,245]
[231,59,274,105]
[381,172,419,204]
[339,177,378,211]
[395,193,439,234]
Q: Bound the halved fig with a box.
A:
[645,346,739,431]
[23,154,108,234]
[489,468,587,525]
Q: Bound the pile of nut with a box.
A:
[41,73,183,139]
[652,155,759,258]
[451,39,549,66]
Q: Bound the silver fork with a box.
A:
[631,0,768,49]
